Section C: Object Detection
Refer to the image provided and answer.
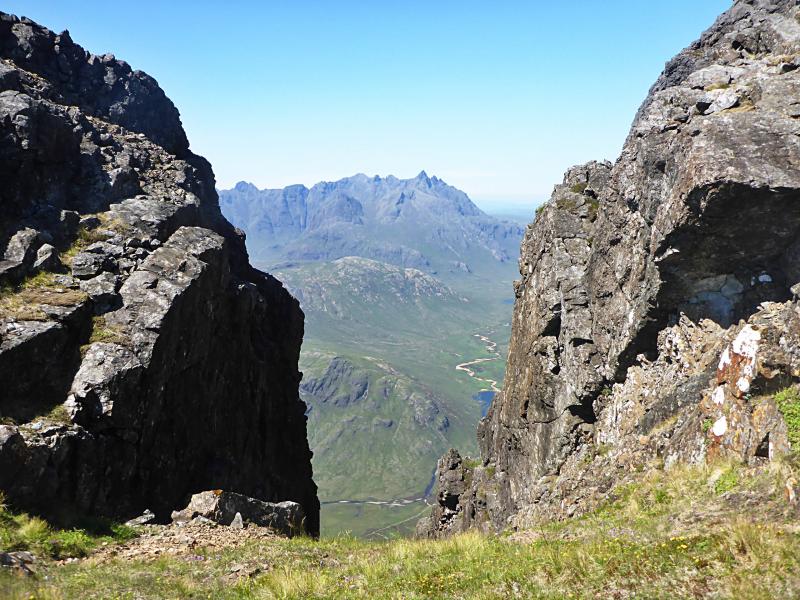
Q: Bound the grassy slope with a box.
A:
[4,459,799,599]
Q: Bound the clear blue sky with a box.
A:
[6,1,730,210]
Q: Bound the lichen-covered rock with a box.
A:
[422,0,800,537]
[0,12,318,535]
[171,490,306,537]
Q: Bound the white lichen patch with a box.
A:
[718,348,731,371]
[712,386,726,405]
[732,325,760,360]
[712,415,728,437]
[736,376,751,393]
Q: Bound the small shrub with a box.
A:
[653,488,670,504]
[775,385,800,448]
[714,469,739,495]
[570,182,588,194]
[702,418,713,433]
[556,197,578,211]
[462,457,481,470]
[48,529,95,559]
[596,443,612,457]
[88,315,128,345]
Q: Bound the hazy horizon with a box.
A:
[5,1,729,208]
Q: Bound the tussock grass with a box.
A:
[705,81,732,91]
[2,461,799,598]
[59,213,128,266]
[0,272,87,320]
[0,495,136,564]
[87,315,127,346]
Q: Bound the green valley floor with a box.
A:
[2,458,799,599]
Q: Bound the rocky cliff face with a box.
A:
[0,13,319,534]
[420,0,800,536]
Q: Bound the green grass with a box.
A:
[87,315,128,345]
[0,495,137,562]
[43,404,72,425]
[0,272,87,321]
[714,467,739,495]
[775,385,800,448]
[2,462,799,599]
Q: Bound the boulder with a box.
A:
[124,509,156,527]
[79,272,120,311]
[171,491,306,537]
[33,243,61,272]
[0,551,35,577]
[71,252,112,279]
[4,228,40,265]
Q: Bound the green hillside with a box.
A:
[221,174,523,537]
[274,257,514,537]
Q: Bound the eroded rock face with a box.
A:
[421,0,800,537]
[0,13,318,535]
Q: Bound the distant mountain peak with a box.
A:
[234,181,258,192]
[219,171,524,270]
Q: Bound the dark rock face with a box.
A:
[0,12,318,535]
[421,0,800,536]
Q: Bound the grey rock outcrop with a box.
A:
[421,0,800,537]
[0,12,318,535]
[171,490,306,537]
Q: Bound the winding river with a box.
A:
[455,333,502,392]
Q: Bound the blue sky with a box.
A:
[6,1,730,211]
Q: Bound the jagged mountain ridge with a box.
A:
[219,172,523,275]
[420,0,800,537]
[0,12,319,534]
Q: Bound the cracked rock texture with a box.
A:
[0,12,318,535]
[420,0,800,537]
